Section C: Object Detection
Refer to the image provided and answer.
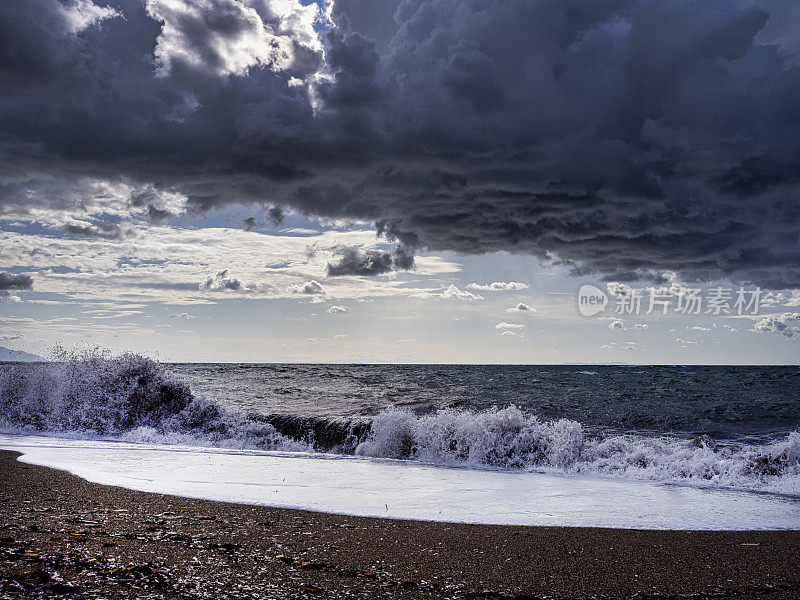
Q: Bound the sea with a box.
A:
[1,355,799,529]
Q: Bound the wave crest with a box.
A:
[356,406,584,469]
[0,351,308,451]
[355,406,800,494]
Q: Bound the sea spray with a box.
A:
[0,350,309,451]
[355,406,585,468]
[1,352,799,494]
[354,406,800,494]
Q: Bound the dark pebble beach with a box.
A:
[1,450,799,599]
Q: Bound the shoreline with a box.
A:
[2,450,800,599]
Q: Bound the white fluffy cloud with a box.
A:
[60,0,120,35]
[441,285,483,301]
[0,178,188,233]
[0,225,461,306]
[146,0,322,78]
[495,322,525,330]
[500,330,523,337]
[413,284,483,301]
[199,269,245,291]
[752,313,800,338]
[762,290,800,307]
[506,303,534,313]
[467,281,528,291]
[606,282,634,297]
[292,280,325,295]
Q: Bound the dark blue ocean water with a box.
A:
[168,364,800,442]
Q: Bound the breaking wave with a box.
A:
[0,351,311,451]
[355,407,800,495]
[1,352,799,495]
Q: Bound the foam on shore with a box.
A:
[2,434,800,530]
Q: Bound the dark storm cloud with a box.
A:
[2,0,800,286]
[0,272,34,291]
[326,244,415,276]
[243,205,282,230]
[131,187,176,224]
[267,205,285,226]
[63,222,131,240]
[0,272,33,298]
[145,205,172,224]
[327,246,392,276]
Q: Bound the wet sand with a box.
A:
[1,450,799,599]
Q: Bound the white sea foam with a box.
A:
[0,351,310,452]
[2,435,800,530]
[1,352,799,496]
[355,407,800,495]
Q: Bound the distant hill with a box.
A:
[0,346,46,362]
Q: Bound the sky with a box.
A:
[2,0,800,364]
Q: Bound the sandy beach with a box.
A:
[1,450,799,599]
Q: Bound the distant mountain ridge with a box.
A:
[0,346,46,362]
